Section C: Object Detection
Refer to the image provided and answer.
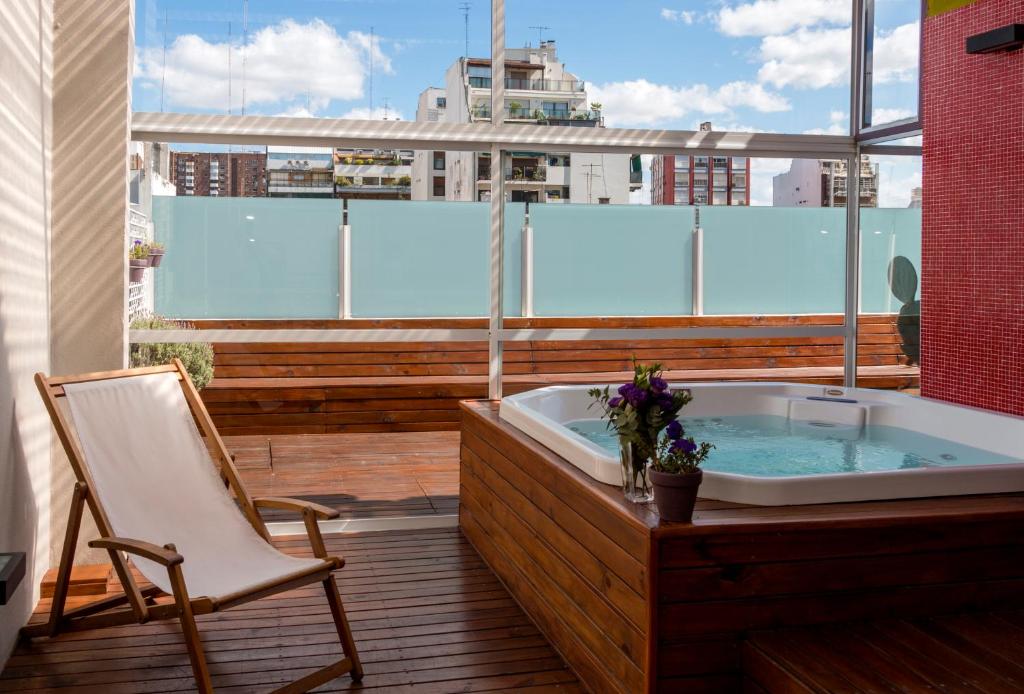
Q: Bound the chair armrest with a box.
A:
[252,497,340,520]
[89,537,184,566]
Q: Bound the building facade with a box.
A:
[772,156,879,207]
[651,122,750,206]
[266,146,334,198]
[334,148,413,200]
[169,151,266,197]
[412,41,641,204]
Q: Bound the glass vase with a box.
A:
[619,438,654,503]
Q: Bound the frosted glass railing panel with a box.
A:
[859,208,922,313]
[531,204,694,316]
[702,207,846,315]
[153,197,340,318]
[349,200,517,317]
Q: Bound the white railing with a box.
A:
[127,207,154,323]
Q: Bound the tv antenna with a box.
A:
[458,2,471,58]
[582,163,602,203]
[529,25,551,46]
[382,97,391,120]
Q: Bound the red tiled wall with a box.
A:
[921,0,1024,415]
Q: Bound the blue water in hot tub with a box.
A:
[564,415,1017,478]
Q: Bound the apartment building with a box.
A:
[266,146,334,198]
[772,156,880,207]
[412,41,641,204]
[169,151,266,197]
[334,148,413,200]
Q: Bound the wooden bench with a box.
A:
[194,315,919,436]
[744,611,1024,692]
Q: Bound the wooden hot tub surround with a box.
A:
[458,400,1024,693]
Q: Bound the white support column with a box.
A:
[843,150,862,387]
[521,204,534,318]
[691,224,704,316]
[487,0,506,400]
[339,200,352,319]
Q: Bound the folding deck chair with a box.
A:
[21,360,363,693]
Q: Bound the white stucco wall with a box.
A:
[0,0,53,661]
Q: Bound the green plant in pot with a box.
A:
[130,314,214,389]
[887,255,920,365]
[589,363,711,511]
[147,241,166,267]
[128,241,150,283]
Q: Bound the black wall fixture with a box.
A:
[0,552,26,605]
[966,24,1024,54]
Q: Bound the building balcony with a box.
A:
[505,165,547,182]
[468,76,585,92]
[471,107,601,127]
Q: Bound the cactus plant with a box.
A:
[887,255,920,365]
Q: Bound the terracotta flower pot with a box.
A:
[129,258,150,283]
[650,469,703,523]
[148,249,165,267]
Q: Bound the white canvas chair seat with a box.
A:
[63,372,323,598]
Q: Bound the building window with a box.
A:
[598,197,611,205]
[433,152,445,171]
[732,157,747,171]
[432,176,445,196]
[436,97,446,108]
[674,186,688,203]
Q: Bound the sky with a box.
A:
[133,0,922,206]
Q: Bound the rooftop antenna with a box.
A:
[458,2,471,58]
[160,8,168,111]
[529,25,551,47]
[582,162,602,204]
[241,0,248,116]
[368,26,374,116]
[382,97,390,120]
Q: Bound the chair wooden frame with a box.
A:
[21,359,363,693]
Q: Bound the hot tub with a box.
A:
[498,383,1024,505]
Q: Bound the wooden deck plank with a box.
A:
[2,528,580,693]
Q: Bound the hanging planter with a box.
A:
[148,242,166,268]
[129,241,151,283]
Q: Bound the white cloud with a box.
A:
[716,0,848,37]
[803,110,848,135]
[590,79,789,128]
[136,19,391,114]
[757,27,851,89]
[871,107,913,125]
[749,157,793,206]
[338,106,406,121]
[755,21,918,91]
[874,157,922,208]
[873,22,920,84]
[661,8,696,24]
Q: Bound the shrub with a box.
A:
[129,314,215,389]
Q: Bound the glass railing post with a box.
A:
[340,199,352,319]
[692,222,704,316]
[521,202,534,317]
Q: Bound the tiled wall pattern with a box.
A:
[921,0,1024,415]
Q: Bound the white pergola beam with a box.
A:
[131,112,856,158]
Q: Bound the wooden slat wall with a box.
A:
[460,401,656,694]
[192,315,918,435]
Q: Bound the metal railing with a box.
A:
[505,165,547,182]
[468,76,585,92]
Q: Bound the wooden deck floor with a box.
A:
[3,528,581,693]
[746,611,1024,692]
[224,432,460,520]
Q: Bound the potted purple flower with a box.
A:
[649,420,714,522]
[128,241,150,283]
[589,362,699,503]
